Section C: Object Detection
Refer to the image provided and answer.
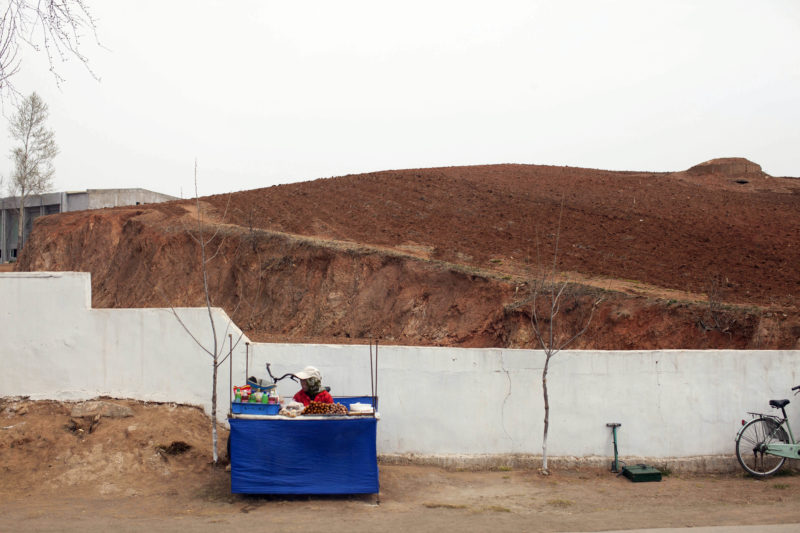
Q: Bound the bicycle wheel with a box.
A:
[735,417,789,477]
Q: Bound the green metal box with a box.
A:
[622,464,662,482]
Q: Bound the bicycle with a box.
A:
[735,385,800,477]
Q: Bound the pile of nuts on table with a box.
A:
[302,401,348,415]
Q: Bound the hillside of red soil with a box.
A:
[15,158,800,349]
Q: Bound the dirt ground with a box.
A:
[3,399,800,532]
[5,465,800,533]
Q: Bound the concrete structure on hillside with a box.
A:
[0,188,177,262]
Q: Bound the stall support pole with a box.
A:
[245,342,250,381]
[229,335,233,417]
[369,342,374,402]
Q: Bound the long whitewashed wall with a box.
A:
[2,272,799,460]
[0,272,247,414]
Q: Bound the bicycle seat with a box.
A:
[770,399,790,409]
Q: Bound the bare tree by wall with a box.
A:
[168,161,269,465]
[526,200,603,475]
[0,0,100,99]
[7,91,57,253]
[167,162,236,465]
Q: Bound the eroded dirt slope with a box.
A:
[16,158,800,349]
[0,398,223,500]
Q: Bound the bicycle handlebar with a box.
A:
[265,363,299,384]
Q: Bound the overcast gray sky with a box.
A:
[4,0,799,197]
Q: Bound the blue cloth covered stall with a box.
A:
[229,401,379,494]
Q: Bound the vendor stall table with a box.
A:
[229,398,379,495]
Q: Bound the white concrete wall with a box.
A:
[65,192,89,211]
[86,189,177,210]
[258,344,800,458]
[0,272,248,418]
[2,272,799,461]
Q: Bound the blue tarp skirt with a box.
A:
[229,416,379,494]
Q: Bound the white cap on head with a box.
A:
[295,366,321,381]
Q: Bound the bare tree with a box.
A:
[168,162,269,465]
[7,91,57,253]
[527,200,603,475]
[166,162,237,465]
[698,273,733,334]
[1,0,99,98]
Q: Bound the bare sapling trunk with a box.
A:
[541,353,551,466]
[168,162,229,465]
[167,160,268,466]
[528,198,602,475]
[211,356,218,462]
[193,169,220,463]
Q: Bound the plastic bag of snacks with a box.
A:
[233,385,252,402]
[279,401,305,418]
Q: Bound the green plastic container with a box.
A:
[622,464,662,482]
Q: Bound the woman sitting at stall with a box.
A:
[293,366,333,406]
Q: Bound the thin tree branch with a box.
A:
[169,306,215,358]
